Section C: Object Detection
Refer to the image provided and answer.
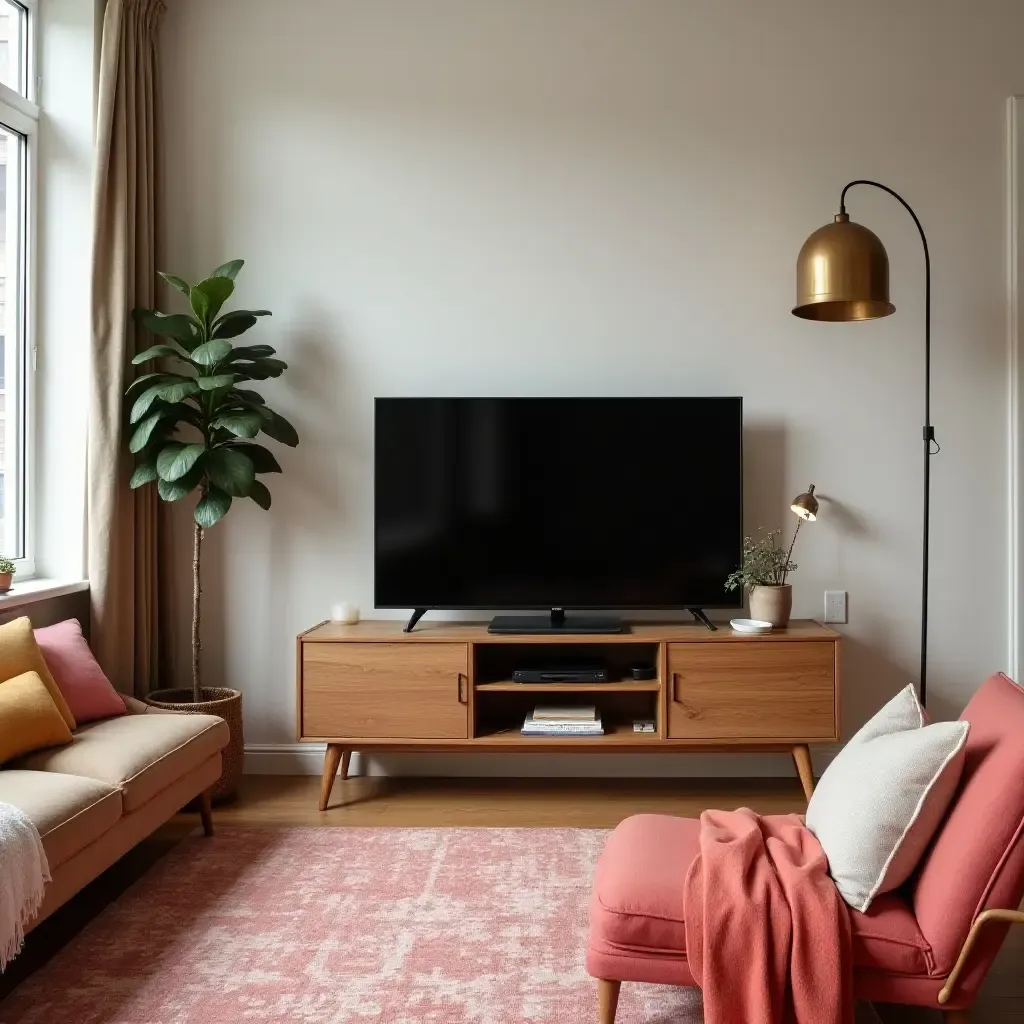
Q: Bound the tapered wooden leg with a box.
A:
[944,1011,971,1023]
[319,744,344,811]
[199,788,214,837]
[598,979,620,1024]
[341,749,352,781]
[792,744,815,802]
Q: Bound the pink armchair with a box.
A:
[586,672,1024,1023]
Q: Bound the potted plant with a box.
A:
[0,557,15,593]
[725,527,799,627]
[125,259,298,800]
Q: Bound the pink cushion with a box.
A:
[911,673,1024,983]
[33,620,126,725]
[587,813,933,981]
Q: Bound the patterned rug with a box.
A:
[0,827,704,1023]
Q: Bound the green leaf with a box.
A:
[206,448,255,496]
[228,442,282,473]
[133,310,200,346]
[190,339,233,367]
[196,373,235,391]
[129,461,159,488]
[157,467,204,502]
[159,272,192,296]
[130,382,171,423]
[226,344,276,361]
[194,276,235,323]
[211,314,257,340]
[248,480,272,510]
[211,309,271,339]
[132,342,191,365]
[232,357,287,381]
[229,388,265,405]
[156,442,206,482]
[189,286,210,323]
[126,371,173,395]
[195,488,232,527]
[211,410,262,438]
[129,410,170,453]
[258,408,299,447]
[157,379,200,404]
[211,259,244,281]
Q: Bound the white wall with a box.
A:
[159,0,1020,775]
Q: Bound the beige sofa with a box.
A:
[0,695,228,929]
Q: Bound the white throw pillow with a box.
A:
[806,684,969,913]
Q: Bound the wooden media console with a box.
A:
[297,619,840,810]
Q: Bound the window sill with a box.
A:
[0,578,89,610]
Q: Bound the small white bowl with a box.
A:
[730,618,774,634]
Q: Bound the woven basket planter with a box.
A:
[144,687,243,803]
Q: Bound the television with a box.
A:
[374,397,743,632]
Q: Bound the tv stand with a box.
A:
[403,608,428,633]
[688,608,718,632]
[297,619,840,810]
[488,609,623,635]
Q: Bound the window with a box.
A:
[0,0,34,572]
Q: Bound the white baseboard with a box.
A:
[244,743,838,778]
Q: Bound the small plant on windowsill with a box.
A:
[0,557,15,593]
[725,527,799,627]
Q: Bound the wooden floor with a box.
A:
[2,776,1020,1023]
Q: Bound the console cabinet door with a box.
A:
[667,641,836,741]
[302,643,469,739]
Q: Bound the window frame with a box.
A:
[0,0,38,578]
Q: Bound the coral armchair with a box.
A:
[586,673,1024,1023]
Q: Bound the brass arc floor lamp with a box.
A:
[792,180,938,706]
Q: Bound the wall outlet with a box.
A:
[824,590,848,624]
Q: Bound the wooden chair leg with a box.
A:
[791,744,815,801]
[199,788,214,837]
[319,744,344,811]
[598,979,620,1024]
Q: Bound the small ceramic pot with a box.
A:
[749,584,792,628]
[0,572,13,593]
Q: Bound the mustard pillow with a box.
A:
[0,616,76,729]
[0,670,74,763]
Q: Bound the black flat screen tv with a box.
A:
[374,397,743,615]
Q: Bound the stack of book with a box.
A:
[520,705,604,736]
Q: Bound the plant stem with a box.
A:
[192,517,202,702]
[783,518,802,585]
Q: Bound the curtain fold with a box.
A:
[87,0,166,697]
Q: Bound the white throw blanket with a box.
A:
[0,801,49,970]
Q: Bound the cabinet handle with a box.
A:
[457,673,468,704]
[669,672,678,703]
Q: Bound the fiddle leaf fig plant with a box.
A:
[126,260,298,700]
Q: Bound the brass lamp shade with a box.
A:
[793,213,896,322]
[791,485,818,522]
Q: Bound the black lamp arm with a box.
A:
[840,179,936,706]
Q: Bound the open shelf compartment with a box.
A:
[473,641,661,690]
[474,687,660,742]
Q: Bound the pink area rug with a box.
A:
[0,827,704,1023]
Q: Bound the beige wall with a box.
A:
[159,0,1020,774]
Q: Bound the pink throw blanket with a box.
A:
[683,808,853,1024]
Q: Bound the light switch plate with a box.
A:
[824,590,848,624]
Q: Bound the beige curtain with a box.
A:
[87,0,166,696]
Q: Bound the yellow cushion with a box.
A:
[0,616,76,729]
[0,671,73,764]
